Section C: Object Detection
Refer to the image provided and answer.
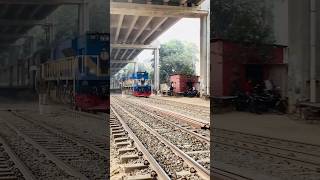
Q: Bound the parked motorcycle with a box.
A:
[235,92,250,111]
[247,94,266,114]
[184,89,198,97]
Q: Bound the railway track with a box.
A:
[0,135,35,180]
[0,121,78,179]
[113,98,210,168]
[114,96,209,129]
[128,96,209,122]
[111,103,209,179]
[113,97,210,139]
[114,96,320,179]
[110,109,169,180]
[16,109,108,153]
[213,128,320,164]
[112,97,253,180]
[212,128,320,179]
[1,110,108,180]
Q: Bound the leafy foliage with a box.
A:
[117,40,198,84]
[211,0,274,44]
[158,40,198,83]
[211,0,275,64]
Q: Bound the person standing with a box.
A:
[169,82,174,96]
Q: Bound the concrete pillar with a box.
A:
[310,0,320,102]
[78,1,90,35]
[200,15,208,96]
[206,13,210,96]
[288,0,311,112]
[288,0,320,111]
[154,48,160,93]
[310,0,317,102]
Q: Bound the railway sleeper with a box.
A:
[0,168,13,172]
[118,148,136,155]
[115,141,131,147]
[111,124,121,127]
[176,170,192,177]
[114,137,129,143]
[112,129,125,134]
[111,127,122,131]
[123,164,148,173]
[113,133,126,139]
[120,155,140,163]
[196,158,210,164]
[126,174,154,180]
[185,150,210,155]
[0,176,17,180]
[0,165,9,169]
[0,171,15,176]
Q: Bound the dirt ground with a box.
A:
[214,112,320,145]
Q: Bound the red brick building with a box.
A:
[211,39,288,97]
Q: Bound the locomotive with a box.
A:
[41,32,109,112]
[121,71,152,97]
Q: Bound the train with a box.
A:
[121,71,152,97]
[41,32,110,112]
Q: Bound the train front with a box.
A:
[74,33,110,113]
[132,72,152,97]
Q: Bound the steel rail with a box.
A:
[0,135,37,180]
[212,130,320,166]
[215,128,320,151]
[115,98,319,178]
[4,121,89,180]
[111,106,170,180]
[211,167,254,180]
[112,99,255,180]
[12,111,108,158]
[113,97,209,128]
[63,108,106,120]
[119,98,320,164]
[147,96,210,110]
[112,102,211,179]
[214,139,320,166]
[114,98,210,143]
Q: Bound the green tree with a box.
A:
[158,40,198,83]
[211,0,274,44]
[211,0,275,63]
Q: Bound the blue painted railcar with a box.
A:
[122,71,152,97]
[42,33,110,112]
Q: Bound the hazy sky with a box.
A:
[126,0,209,75]
[135,0,209,63]
[136,18,200,62]
[158,18,200,48]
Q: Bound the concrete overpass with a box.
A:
[110,0,210,95]
[0,0,90,88]
[0,0,89,53]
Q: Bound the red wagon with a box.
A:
[169,74,199,95]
